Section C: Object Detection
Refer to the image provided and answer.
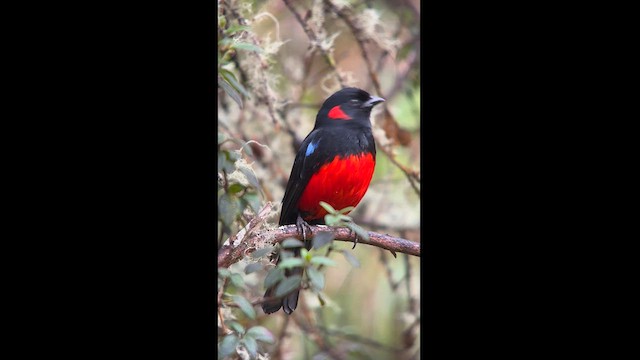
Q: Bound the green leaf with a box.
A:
[220,68,250,99]
[346,222,370,241]
[306,266,325,291]
[239,140,256,158]
[324,214,340,226]
[228,183,245,194]
[312,231,333,249]
[224,24,251,35]
[340,249,361,268]
[219,334,239,358]
[229,273,245,288]
[218,149,238,174]
[251,246,275,259]
[218,193,239,228]
[231,41,263,53]
[242,191,262,214]
[238,197,250,215]
[264,267,285,289]
[338,206,355,214]
[218,37,234,48]
[279,250,294,259]
[232,295,256,319]
[319,201,337,214]
[218,15,227,29]
[277,257,305,269]
[237,164,261,191]
[218,133,227,144]
[218,151,228,173]
[310,256,336,267]
[275,275,302,297]
[246,326,275,344]
[218,268,231,278]
[244,262,263,274]
[281,238,305,248]
[218,75,243,108]
[226,150,241,163]
[227,321,245,335]
[241,336,258,359]
[223,149,240,173]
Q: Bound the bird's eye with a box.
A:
[349,99,360,105]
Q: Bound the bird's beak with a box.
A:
[363,96,385,108]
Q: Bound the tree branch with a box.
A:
[282,0,346,87]
[218,223,420,268]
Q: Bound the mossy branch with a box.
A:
[218,207,420,268]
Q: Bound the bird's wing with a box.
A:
[278,129,327,225]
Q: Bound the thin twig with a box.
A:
[376,142,421,196]
[292,313,346,360]
[272,315,291,359]
[317,325,403,353]
[404,251,417,314]
[384,40,420,100]
[217,277,229,334]
[378,248,400,291]
[282,0,346,87]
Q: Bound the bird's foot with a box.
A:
[296,214,313,242]
[348,226,359,250]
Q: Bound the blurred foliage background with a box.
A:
[218,0,420,358]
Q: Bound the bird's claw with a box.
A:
[296,215,312,243]
[348,227,359,249]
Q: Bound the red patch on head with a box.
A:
[328,105,352,120]
[297,152,375,221]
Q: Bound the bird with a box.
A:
[262,87,385,314]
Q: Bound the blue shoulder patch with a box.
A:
[305,141,318,156]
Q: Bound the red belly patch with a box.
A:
[297,153,375,221]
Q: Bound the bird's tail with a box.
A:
[261,248,303,315]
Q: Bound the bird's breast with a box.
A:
[297,152,375,221]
